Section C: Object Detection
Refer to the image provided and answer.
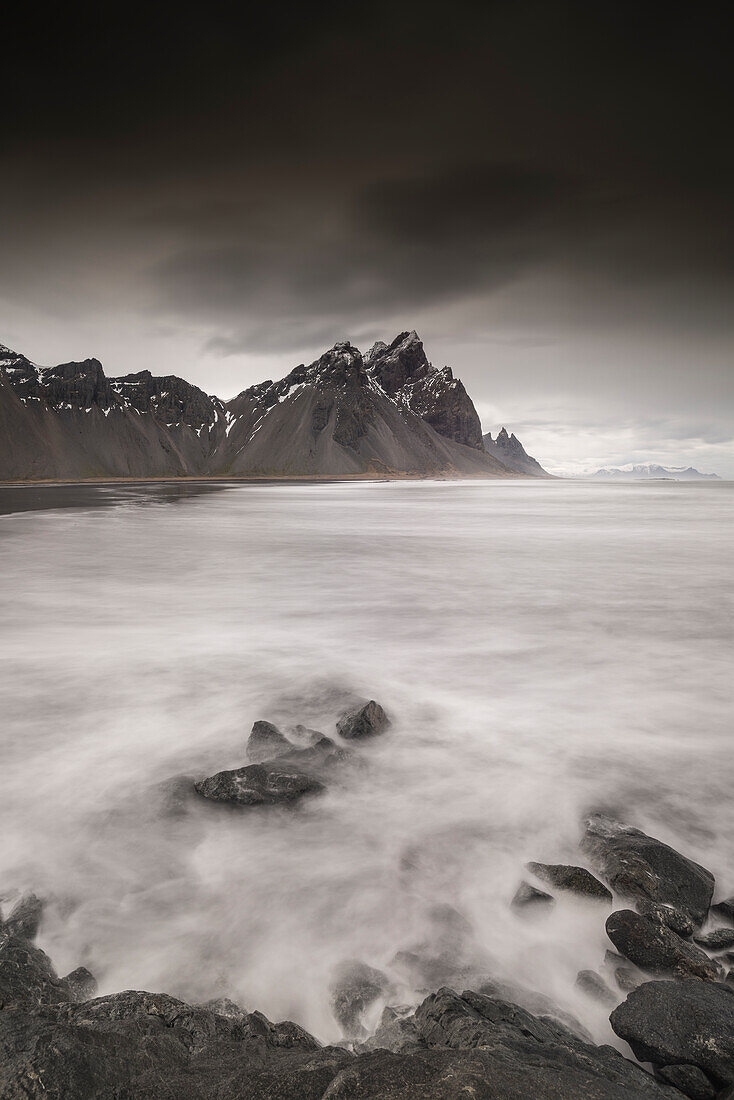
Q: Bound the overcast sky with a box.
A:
[2,1,732,475]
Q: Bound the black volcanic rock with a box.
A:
[329,960,391,1037]
[581,813,715,925]
[194,762,324,806]
[711,895,734,923]
[483,427,550,476]
[111,371,219,430]
[611,980,734,1086]
[60,966,98,1002]
[246,720,293,762]
[693,927,734,950]
[526,862,612,902]
[0,934,76,1008]
[511,881,555,911]
[605,909,718,980]
[336,700,389,739]
[656,1064,716,1100]
[2,893,44,941]
[365,331,484,450]
[575,970,616,1005]
[636,900,695,938]
[0,925,685,1100]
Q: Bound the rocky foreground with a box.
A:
[3,702,734,1098]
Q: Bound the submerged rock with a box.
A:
[155,773,199,817]
[2,893,44,940]
[581,813,714,926]
[710,895,734,924]
[606,909,719,980]
[511,881,555,911]
[611,979,734,1086]
[194,762,324,806]
[336,700,389,740]
[246,720,293,763]
[527,862,612,902]
[575,969,616,1005]
[329,960,390,1038]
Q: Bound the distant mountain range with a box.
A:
[0,331,551,481]
[589,464,721,481]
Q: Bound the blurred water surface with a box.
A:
[0,479,731,1042]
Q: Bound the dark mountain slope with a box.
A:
[210,341,506,476]
[483,427,551,477]
[1,336,548,480]
[365,331,484,450]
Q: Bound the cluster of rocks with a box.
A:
[510,811,734,1099]
[191,700,389,809]
[6,731,734,1097]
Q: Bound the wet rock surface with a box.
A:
[0,924,684,1099]
[581,813,714,925]
[656,1063,717,1100]
[246,719,294,762]
[611,979,734,1086]
[636,900,695,938]
[329,960,391,1038]
[1,894,44,940]
[511,880,555,911]
[694,927,734,950]
[527,862,612,902]
[336,700,389,740]
[606,909,719,980]
[194,762,324,806]
[576,969,616,1005]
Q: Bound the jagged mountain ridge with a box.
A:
[590,463,720,481]
[0,333,547,480]
[483,428,550,477]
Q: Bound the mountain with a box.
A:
[0,333,547,481]
[482,428,551,477]
[590,464,721,481]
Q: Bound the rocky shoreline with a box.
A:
[3,701,734,1098]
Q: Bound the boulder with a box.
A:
[693,928,734,950]
[611,979,734,1085]
[527,862,612,902]
[329,960,390,1037]
[656,1064,716,1100]
[336,700,389,740]
[360,1004,422,1053]
[246,720,293,763]
[604,952,645,993]
[0,933,75,1008]
[606,910,719,980]
[60,966,98,1002]
[194,762,324,806]
[200,997,248,1021]
[511,881,554,911]
[0,988,352,1098]
[155,774,199,817]
[2,893,44,940]
[636,900,695,938]
[710,896,734,924]
[575,969,616,1005]
[581,814,714,925]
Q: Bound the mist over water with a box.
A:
[0,479,732,1045]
